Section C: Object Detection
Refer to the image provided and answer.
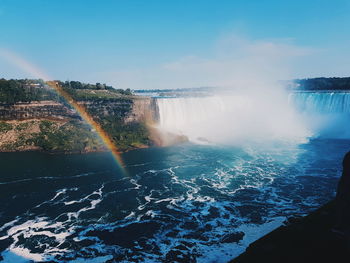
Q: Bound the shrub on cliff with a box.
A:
[0,122,13,132]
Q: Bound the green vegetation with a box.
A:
[0,121,13,132]
[0,79,133,104]
[60,80,132,95]
[59,80,133,101]
[0,78,60,103]
[99,116,150,151]
[15,122,29,131]
[27,120,104,152]
[0,120,104,152]
[62,87,134,101]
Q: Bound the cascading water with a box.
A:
[156,96,253,143]
[156,94,309,144]
[288,91,350,138]
[288,92,350,113]
[156,91,350,143]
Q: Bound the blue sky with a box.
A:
[0,0,349,89]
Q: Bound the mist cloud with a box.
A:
[95,35,315,90]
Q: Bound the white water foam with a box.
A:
[196,216,286,263]
[1,217,73,262]
[0,185,106,262]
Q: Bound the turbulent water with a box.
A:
[1,91,350,263]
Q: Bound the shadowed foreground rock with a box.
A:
[231,200,349,263]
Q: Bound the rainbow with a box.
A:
[0,48,127,175]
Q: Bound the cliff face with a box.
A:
[0,96,158,153]
[0,101,78,120]
[124,97,159,124]
[78,100,132,120]
[0,98,157,123]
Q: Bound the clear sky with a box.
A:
[0,0,349,89]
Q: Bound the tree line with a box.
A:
[295,77,350,90]
[59,81,132,95]
[0,78,132,104]
[0,78,59,103]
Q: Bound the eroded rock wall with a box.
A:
[125,97,159,124]
[0,101,78,120]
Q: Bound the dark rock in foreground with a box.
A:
[231,200,350,263]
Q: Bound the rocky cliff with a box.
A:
[0,101,78,120]
[0,79,160,153]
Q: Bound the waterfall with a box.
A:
[288,92,350,113]
[155,91,350,143]
[156,96,250,136]
[155,94,309,144]
[288,91,350,138]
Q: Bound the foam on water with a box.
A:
[1,217,73,262]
